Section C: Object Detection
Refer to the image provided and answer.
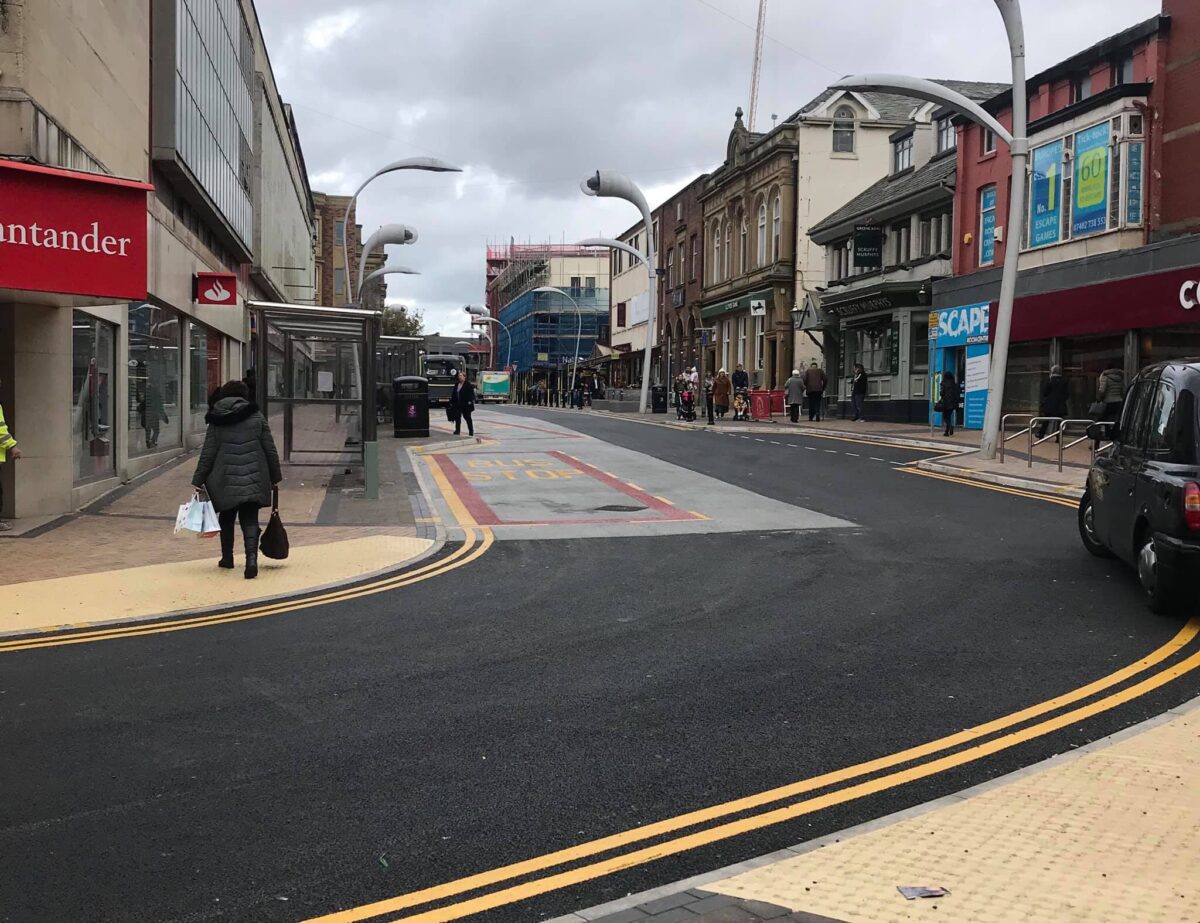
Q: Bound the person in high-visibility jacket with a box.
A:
[0,377,20,531]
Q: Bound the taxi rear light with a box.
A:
[1186,482,1200,532]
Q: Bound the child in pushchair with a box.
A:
[731,387,751,421]
[677,386,697,421]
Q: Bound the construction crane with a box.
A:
[746,0,768,132]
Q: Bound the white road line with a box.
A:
[786,444,798,448]
[805,446,817,451]
[846,453,860,457]
[755,439,766,443]
[769,441,781,445]
[870,457,887,462]
[824,449,838,454]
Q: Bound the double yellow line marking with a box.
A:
[899,464,1080,508]
[304,618,1200,923]
[0,531,492,653]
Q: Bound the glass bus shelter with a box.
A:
[248,301,382,499]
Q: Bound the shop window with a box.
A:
[128,302,182,456]
[1062,333,1125,421]
[72,311,117,483]
[910,317,929,372]
[847,323,892,375]
[189,322,222,413]
[1001,341,1052,415]
[1140,328,1200,368]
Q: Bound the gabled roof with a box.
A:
[809,155,956,241]
[797,80,1010,123]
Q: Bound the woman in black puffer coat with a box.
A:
[191,380,282,579]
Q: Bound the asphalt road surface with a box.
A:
[2,407,1197,923]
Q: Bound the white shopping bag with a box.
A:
[199,499,220,538]
[174,502,193,537]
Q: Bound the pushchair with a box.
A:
[677,387,697,422]
[731,387,751,421]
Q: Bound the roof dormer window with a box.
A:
[833,106,855,153]
[893,134,913,173]
[936,116,955,154]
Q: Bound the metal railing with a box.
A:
[1027,417,1065,468]
[998,413,1035,463]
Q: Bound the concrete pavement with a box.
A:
[557,698,1200,923]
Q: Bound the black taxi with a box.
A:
[1078,360,1200,613]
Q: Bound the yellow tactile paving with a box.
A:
[1,534,433,633]
[710,709,1200,922]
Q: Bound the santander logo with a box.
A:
[195,272,237,306]
[204,278,232,303]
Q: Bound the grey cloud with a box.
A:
[257,0,1160,336]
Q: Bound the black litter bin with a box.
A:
[393,376,430,438]
[651,384,669,413]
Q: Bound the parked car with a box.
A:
[1078,359,1200,613]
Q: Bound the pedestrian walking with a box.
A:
[802,361,827,422]
[851,363,868,422]
[939,371,961,437]
[784,369,805,423]
[731,363,750,392]
[450,370,476,436]
[0,374,21,532]
[712,369,731,419]
[1096,365,1126,424]
[191,380,282,579]
[1037,365,1069,439]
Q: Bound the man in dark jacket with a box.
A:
[802,361,827,421]
[731,364,750,392]
[192,380,282,579]
[850,363,868,422]
[449,371,477,436]
[1038,365,1069,439]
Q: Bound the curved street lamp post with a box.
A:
[580,172,658,413]
[832,0,1026,460]
[341,157,461,300]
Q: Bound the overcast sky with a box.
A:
[256,0,1160,338]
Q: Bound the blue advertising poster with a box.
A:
[1030,140,1063,247]
[964,344,990,430]
[1126,141,1144,225]
[1072,123,1110,238]
[979,187,997,264]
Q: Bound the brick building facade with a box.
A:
[311,192,386,309]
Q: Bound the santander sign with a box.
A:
[0,159,151,300]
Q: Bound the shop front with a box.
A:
[821,282,933,423]
[929,302,991,430]
[701,287,790,388]
[1,159,246,521]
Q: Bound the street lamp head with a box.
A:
[532,286,567,296]
[579,170,651,215]
[576,237,649,268]
[464,304,488,317]
[372,157,463,180]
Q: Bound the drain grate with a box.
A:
[594,504,647,512]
